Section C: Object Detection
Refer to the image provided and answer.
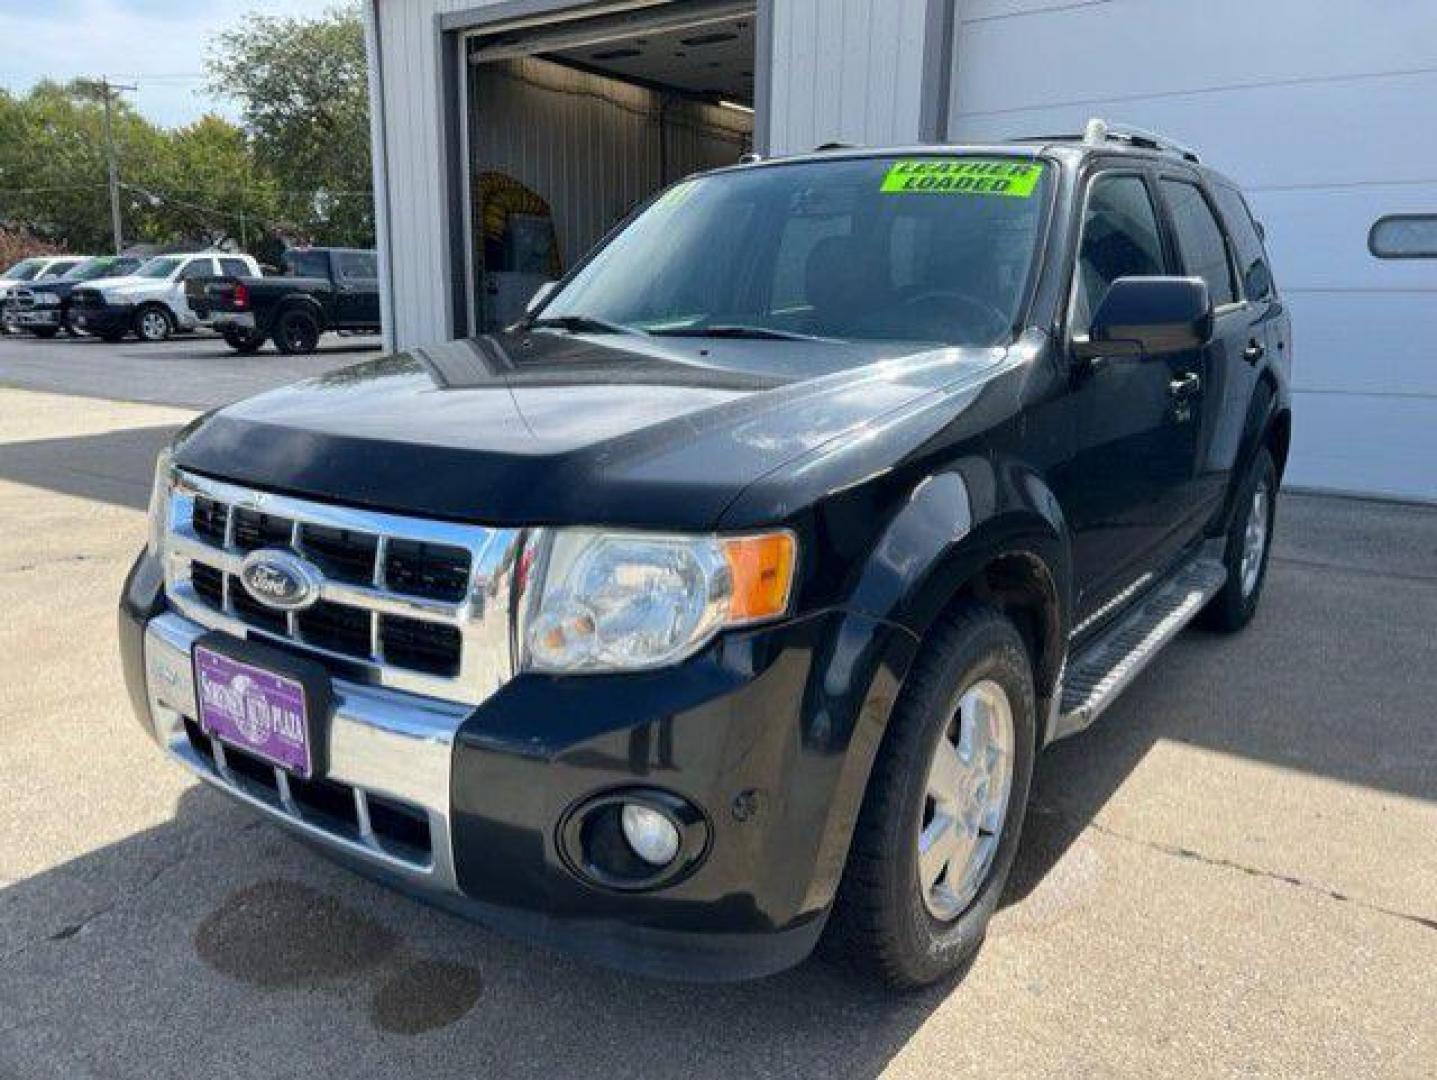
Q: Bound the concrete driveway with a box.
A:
[0,385,1434,1079]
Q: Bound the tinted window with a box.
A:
[1161,179,1237,305]
[1074,174,1166,330]
[2,259,45,281]
[337,252,377,279]
[219,258,252,277]
[1369,214,1437,259]
[42,260,81,279]
[1212,185,1272,299]
[284,250,330,278]
[543,156,1053,348]
[179,259,215,280]
[137,257,183,279]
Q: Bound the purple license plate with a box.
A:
[194,645,312,776]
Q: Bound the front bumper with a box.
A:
[16,308,62,328]
[71,304,133,336]
[120,551,912,981]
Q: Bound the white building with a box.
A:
[364,0,1437,501]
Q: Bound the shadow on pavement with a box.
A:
[0,424,183,511]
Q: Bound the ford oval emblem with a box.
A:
[238,549,322,612]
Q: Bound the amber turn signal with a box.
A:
[721,532,797,624]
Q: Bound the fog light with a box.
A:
[620,803,681,866]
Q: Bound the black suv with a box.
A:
[120,124,1290,987]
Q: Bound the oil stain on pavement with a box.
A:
[195,879,483,1034]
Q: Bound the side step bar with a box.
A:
[1052,551,1227,741]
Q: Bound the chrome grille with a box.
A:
[163,470,525,705]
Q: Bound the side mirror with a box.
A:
[525,281,558,316]
[1076,276,1213,360]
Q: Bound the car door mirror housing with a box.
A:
[525,281,558,316]
[1076,276,1213,360]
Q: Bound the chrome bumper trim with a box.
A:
[143,610,469,892]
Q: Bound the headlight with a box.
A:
[522,529,797,673]
[147,448,174,557]
[34,292,58,307]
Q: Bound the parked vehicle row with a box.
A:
[0,246,381,352]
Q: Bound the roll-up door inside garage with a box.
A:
[462,0,757,332]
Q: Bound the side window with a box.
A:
[1074,173,1166,331]
[1160,180,1238,306]
[337,252,378,279]
[178,259,214,281]
[1212,185,1273,300]
[219,258,251,277]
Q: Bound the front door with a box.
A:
[1056,169,1209,631]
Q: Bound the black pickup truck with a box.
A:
[188,247,381,355]
[123,126,1291,988]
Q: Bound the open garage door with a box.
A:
[462,0,757,332]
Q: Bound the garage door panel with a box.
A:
[952,0,1437,118]
[1287,392,1437,501]
[1251,185,1437,292]
[951,71,1437,191]
[1283,293,1437,398]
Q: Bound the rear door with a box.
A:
[1155,175,1251,516]
[1059,166,1208,629]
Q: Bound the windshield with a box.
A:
[539,156,1052,347]
[3,259,46,281]
[62,257,131,282]
[136,256,183,279]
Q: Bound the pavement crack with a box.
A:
[1085,817,1437,934]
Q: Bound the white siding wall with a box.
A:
[948,0,1437,501]
[766,0,931,154]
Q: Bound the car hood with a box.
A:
[175,330,1008,530]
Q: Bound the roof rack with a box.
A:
[1017,118,1201,163]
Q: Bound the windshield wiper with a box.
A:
[650,324,825,342]
[527,314,645,337]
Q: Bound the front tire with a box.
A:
[135,305,174,343]
[274,308,321,355]
[1201,446,1277,632]
[825,605,1036,988]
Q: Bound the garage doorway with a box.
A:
[459,1,759,332]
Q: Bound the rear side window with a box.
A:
[337,252,377,279]
[1074,173,1166,331]
[1160,180,1238,306]
[284,250,330,278]
[1212,185,1273,300]
[219,258,251,277]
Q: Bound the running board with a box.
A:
[1052,552,1227,741]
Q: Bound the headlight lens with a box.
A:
[147,448,174,557]
[523,529,797,673]
[34,292,58,306]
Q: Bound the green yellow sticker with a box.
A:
[881,159,1044,198]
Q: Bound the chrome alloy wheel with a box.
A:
[918,678,1016,921]
[1240,479,1270,598]
[139,309,171,341]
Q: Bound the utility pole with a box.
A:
[98,77,136,255]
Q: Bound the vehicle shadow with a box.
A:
[0,424,182,511]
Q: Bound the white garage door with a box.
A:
[947,0,1437,502]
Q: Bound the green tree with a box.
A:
[206,4,374,247]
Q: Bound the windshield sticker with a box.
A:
[881,160,1044,197]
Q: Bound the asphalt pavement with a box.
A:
[0,328,381,409]
[0,367,1434,1078]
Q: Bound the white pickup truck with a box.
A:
[68,252,261,342]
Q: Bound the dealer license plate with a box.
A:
[194,644,313,777]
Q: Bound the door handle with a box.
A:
[1169,372,1201,396]
[1244,339,1266,364]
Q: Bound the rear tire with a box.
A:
[274,308,321,355]
[1201,446,1278,632]
[222,327,266,354]
[824,604,1036,988]
[135,305,174,343]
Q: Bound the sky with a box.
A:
[0,0,343,129]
